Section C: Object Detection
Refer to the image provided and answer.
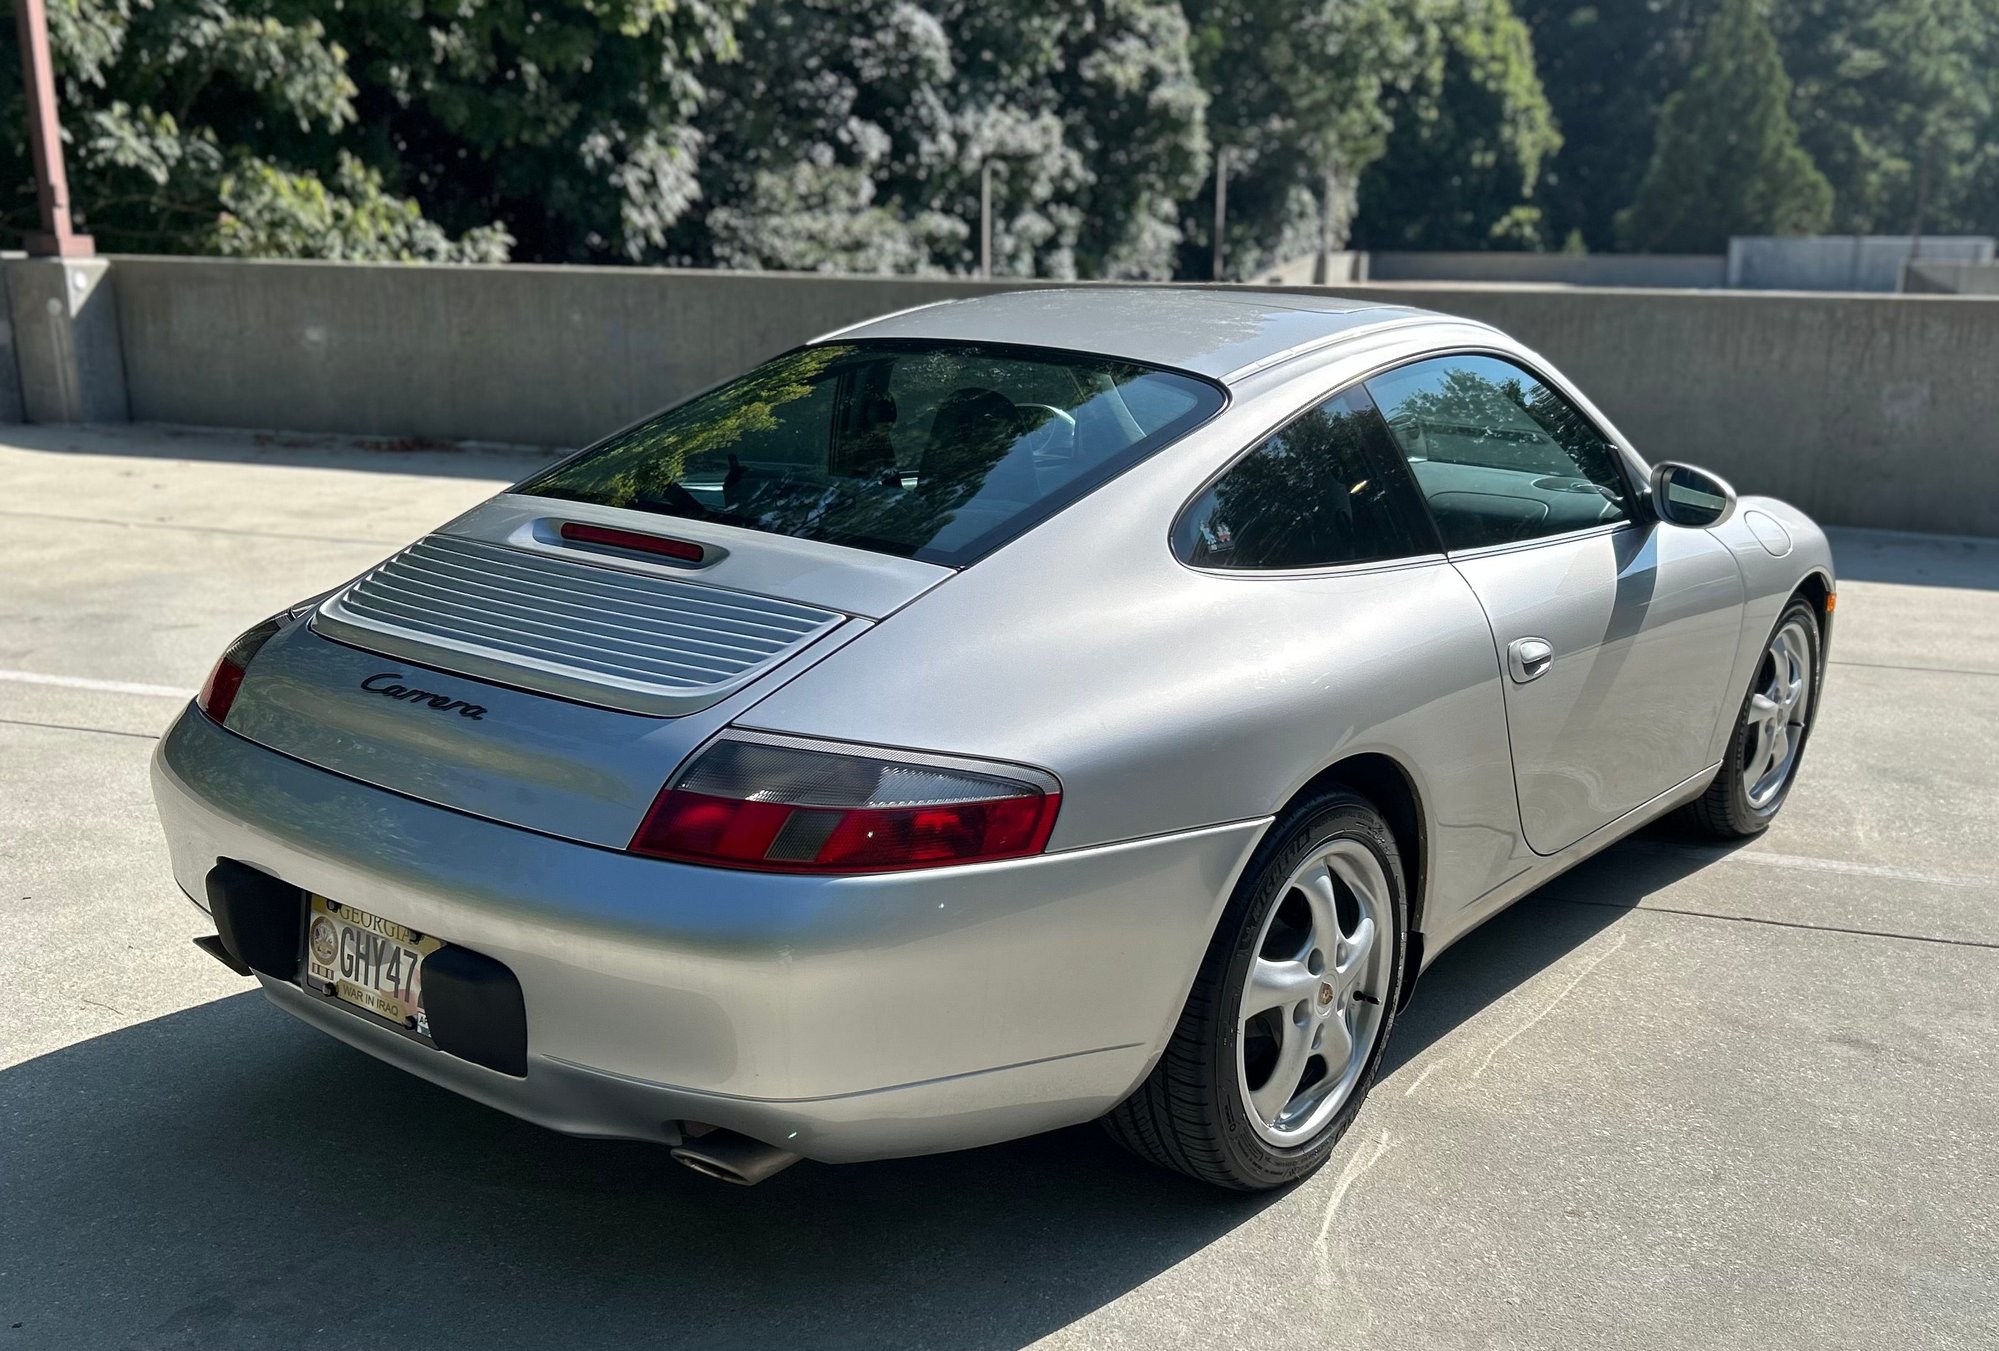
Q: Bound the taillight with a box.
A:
[195,616,285,725]
[630,734,1061,873]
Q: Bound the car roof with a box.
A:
[817,287,1448,383]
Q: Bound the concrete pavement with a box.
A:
[1,425,1993,1350]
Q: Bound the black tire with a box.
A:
[1686,597,1823,838]
[1103,789,1408,1190]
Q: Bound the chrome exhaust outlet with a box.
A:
[670,1129,802,1186]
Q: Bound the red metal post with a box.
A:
[15,0,94,257]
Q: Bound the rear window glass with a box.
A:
[517,340,1226,566]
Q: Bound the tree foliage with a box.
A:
[1777,0,1999,236]
[323,0,744,262]
[1617,0,1833,251]
[0,0,510,259]
[1182,0,1443,276]
[1512,0,1709,252]
[689,0,1209,277]
[1357,0,1562,249]
[2,0,1991,271]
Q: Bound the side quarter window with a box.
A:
[1174,387,1435,570]
[1366,354,1632,552]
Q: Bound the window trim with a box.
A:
[1360,347,1645,555]
[1168,382,1446,578]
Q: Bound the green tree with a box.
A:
[1184,0,1443,278]
[1617,0,1833,251]
[0,0,509,259]
[687,1,966,272]
[1776,0,1998,237]
[324,0,744,263]
[688,0,1208,278]
[1513,0,1712,252]
[1357,0,1562,249]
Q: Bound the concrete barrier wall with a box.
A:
[105,255,1999,536]
[1302,282,1999,538]
[1903,260,1999,295]
[1728,235,1996,293]
[1367,251,1727,289]
[110,257,1046,447]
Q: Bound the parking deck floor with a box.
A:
[2,424,1993,1350]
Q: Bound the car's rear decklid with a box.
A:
[314,532,844,718]
[217,500,951,848]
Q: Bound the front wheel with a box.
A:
[1687,598,1823,838]
[1103,790,1407,1190]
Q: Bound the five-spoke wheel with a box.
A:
[1236,841,1393,1144]
[1742,614,1815,810]
[1689,596,1823,837]
[1104,790,1407,1189]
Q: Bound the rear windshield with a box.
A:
[516,339,1226,566]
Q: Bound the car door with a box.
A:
[1366,353,1744,855]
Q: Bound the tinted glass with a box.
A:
[518,341,1225,566]
[1367,355,1631,551]
[1174,387,1433,570]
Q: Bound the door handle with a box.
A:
[1508,637,1554,683]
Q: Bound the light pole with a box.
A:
[14,0,93,257]
[1211,148,1228,282]
[979,160,994,279]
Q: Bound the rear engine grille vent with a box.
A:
[313,534,843,716]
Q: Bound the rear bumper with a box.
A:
[151,707,1264,1162]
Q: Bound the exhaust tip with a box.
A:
[671,1151,755,1186]
[670,1128,802,1187]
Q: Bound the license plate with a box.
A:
[305,896,442,1036]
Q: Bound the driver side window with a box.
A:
[1366,355,1631,552]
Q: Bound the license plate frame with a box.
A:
[304,895,443,1037]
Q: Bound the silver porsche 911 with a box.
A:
[153,288,1833,1190]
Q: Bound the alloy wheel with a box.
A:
[1235,838,1395,1145]
[1742,616,1815,811]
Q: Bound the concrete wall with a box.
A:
[1728,235,1996,293]
[1252,252,1368,285]
[110,257,1047,447]
[1903,260,1999,295]
[2,257,129,423]
[86,255,1999,536]
[1367,251,1727,289]
[1297,282,1999,538]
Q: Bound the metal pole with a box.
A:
[15,0,93,257]
[1211,148,1227,282]
[979,160,993,279]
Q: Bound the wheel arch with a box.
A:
[1792,568,1835,653]
[1279,752,1430,1007]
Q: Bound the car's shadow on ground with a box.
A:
[1,823,1739,1351]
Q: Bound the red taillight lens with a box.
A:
[629,736,1061,873]
[195,616,285,725]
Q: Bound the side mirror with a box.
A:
[1649,461,1737,528]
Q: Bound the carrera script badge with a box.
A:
[361,672,488,720]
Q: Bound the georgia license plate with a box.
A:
[305,896,442,1036]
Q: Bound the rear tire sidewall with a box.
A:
[1208,795,1408,1188]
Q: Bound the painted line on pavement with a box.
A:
[0,669,192,699]
[0,716,163,741]
[1630,841,1993,890]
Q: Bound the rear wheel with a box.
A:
[1687,598,1822,838]
[1104,790,1407,1190]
